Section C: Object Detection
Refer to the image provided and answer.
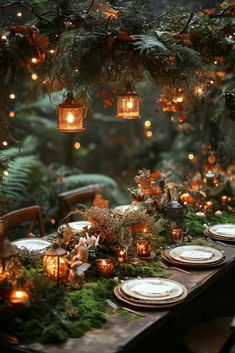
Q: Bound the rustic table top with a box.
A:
[19,244,235,353]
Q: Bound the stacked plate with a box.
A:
[114,278,188,308]
[12,238,51,252]
[114,204,141,215]
[204,224,235,244]
[58,221,92,236]
[162,245,225,268]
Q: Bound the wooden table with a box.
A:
[7,245,235,353]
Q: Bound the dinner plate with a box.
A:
[204,229,235,243]
[168,245,223,264]
[114,204,141,215]
[12,238,51,252]
[121,278,184,301]
[208,224,235,238]
[58,221,92,234]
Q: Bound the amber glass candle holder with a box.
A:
[136,239,151,257]
[169,226,184,244]
[96,259,114,277]
[9,289,29,305]
[116,247,128,263]
[204,200,215,215]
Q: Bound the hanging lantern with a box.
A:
[0,218,20,282]
[116,83,140,120]
[43,243,69,284]
[57,92,86,133]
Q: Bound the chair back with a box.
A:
[58,184,104,220]
[3,205,45,239]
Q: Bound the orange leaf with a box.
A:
[116,31,133,42]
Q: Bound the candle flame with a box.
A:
[66,111,75,123]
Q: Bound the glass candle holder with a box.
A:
[136,239,151,257]
[96,259,114,277]
[170,226,184,244]
[116,247,128,263]
[9,289,29,305]
[220,195,232,206]
[204,200,215,215]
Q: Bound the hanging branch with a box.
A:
[178,12,194,34]
[149,3,177,23]
[86,0,95,14]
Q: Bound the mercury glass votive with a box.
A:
[116,247,128,263]
[136,239,151,257]
[96,259,114,277]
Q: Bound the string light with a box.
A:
[176,97,183,103]
[49,49,55,54]
[196,87,204,96]
[1,35,7,40]
[146,131,153,138]
[2,141,8,146]
[144,120,151,128]
[50,218,56,224]
[31,57,38,64]
[210,80,214,84]
[9,111,15,118]
[214,61,218,65]
[188,153,194,160]
[31,73,38,80]
[74,142,81,149]
[3,171,9,176]
[9,93,15,100]
[229,35,233,39]
[16,12,22,17]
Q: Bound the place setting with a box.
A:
[114,278,188,309]
[161,245,226,269]
[204,224,235,244]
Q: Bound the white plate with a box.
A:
[208,224,235,238]
[121,278,185,301]
[12,238,51,252]
[169,245,223,264]
[114,204,141,215]
[58,221,92,234]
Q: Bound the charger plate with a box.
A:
[204,229,235,243]
[121,278,184,301]
[168,245,223,264]
[162,249,226,268]
[12,238,51,252]
[114,284,187,308]
[58,221,92,235]
[208,224,235,238]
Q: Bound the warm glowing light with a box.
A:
[146,131,153,138]
[16,12,22,17]
[31,73,38,80]
[49,49,55,54]
[66,112,75,123]
[31,57,38,64]
[196,87,204,96]
[214,61,218,65]
[74,142,81,149]
[9,289,29,304]
[1,35,7,40]
[9,111,15,118]
[210,80,214,84]
[3,170,9,176]
[229,35,233,39]
[188,153,194,160]
[176,97,183,103]
[9,93,15,100]
[50,218,56,224]
[136,239,151,257]
[2,141,8,146]
[144,120,151,128]
[126,99,134,109]
[96,259,114,276]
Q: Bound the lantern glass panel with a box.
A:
[43,254,68,284]
[116,93,140,119]
[58,106,85,132]
[0,256,20,282]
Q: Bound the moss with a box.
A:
[42,324,68,343]
[66,321,91,338]
[19,319,43,343]
[114,262,167,278]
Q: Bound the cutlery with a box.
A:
[105,299,146,317]
[160,263,193,275]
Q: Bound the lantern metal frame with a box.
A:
[57,92,86,133]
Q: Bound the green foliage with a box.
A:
[114,261,167,278]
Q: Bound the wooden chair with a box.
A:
[58,184,104,220]
[3,205,45,239]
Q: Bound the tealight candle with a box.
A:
[204,200,215,215]
[96,259,114,277]
[116,247,128,263]
[179,192,193,205]
[9,289,29,305]
[220,195,232,206]
[136,239,151,257]
[203,171,216,187]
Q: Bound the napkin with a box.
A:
[132,282,171,297]
[179,250,213,261]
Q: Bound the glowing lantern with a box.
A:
[0,218,20,282]
[57,92,86,133]
[43,243,69,284]
[116,84,140,120]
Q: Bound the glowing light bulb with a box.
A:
[9,93,15,100]
[50,218,56,224]
[2,141,8,146]
[146,131,153,138]
[31,73,38,80]
[3,170,9,176]
[144,120,151,128]
[66,112,75,123]
[210,80,214,84]
[126,99,134,109]
[49,49,55,54]
[176,97,183,103]
[188,153,194,160]
[74,142,81,150]
[196,87,204,96]
[229,35,233,39]
[214,61,218,65]
[16,12,22,17]
[31,57,38,64]
[9,111,15,118]
[1,35,7,40]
